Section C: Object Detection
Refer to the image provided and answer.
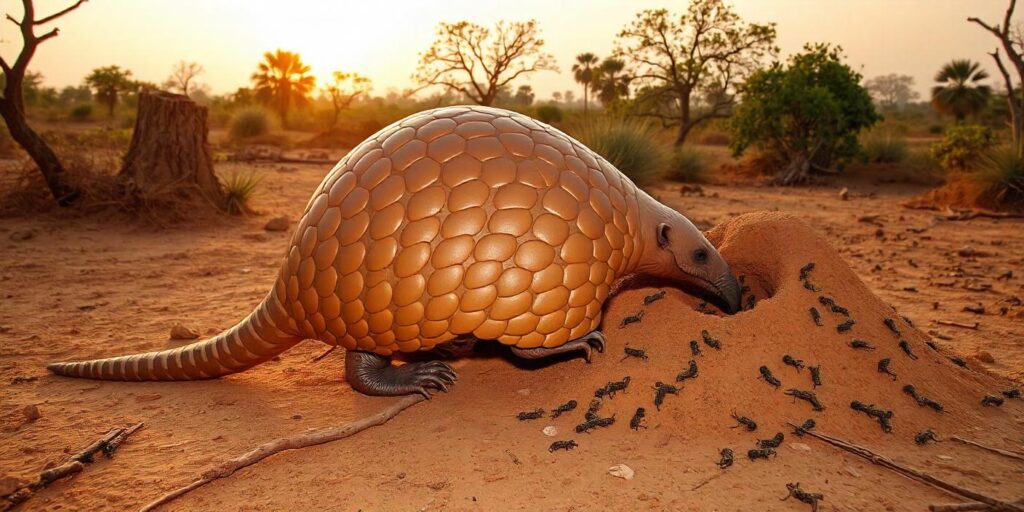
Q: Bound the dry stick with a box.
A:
[139,394,426,512]
[931,498,1024,512]
[312,345,338,362]
[951,436,1024,462]
[1,423,145,512]
[935,320,980,330]
[787,424,1024,512]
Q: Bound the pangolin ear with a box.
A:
[656,223,670,248]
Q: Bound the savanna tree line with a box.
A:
[3,0,1023,206]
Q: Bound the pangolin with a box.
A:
[48,106,741,397]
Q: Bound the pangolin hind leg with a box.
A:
[344,350,457,399]
[509,330,606,363]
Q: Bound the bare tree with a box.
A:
[615,2,777,146]
[414,20,558,106]
[970,0,1024,156]
[322,71,370,133]
[864,74,920,110]
[163,61,204,96]
[0,0,87,206]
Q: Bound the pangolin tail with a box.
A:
[47,293,300,381]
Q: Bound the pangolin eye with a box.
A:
[694,248,709,264]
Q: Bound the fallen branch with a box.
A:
[951,436,1024,462]
[935,320,980,330]
[139,394,426,512]
[787,424,1024,512]
[1,422,144,511]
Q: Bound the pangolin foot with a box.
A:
[510,330,606,363]
[345,350,457,399]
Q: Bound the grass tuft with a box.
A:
[568,118,667,186]
[666,147,707,182]
[222,170,262,215]
[229,107,275,140]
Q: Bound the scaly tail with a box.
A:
[47,293,300,381]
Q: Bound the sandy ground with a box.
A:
[1,162,1022,511]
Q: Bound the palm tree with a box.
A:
[251,49,316,127]
[572,52,599,117]
[931,59,992,121]
[592,57,629,105]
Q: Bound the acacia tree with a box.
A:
[572,53,598,116]
[615,2,777,146]
[163,61,204,96]
[0,0,87,206]
[84,65,134,117]
[864,74,919,110]
[414,20,557,106]
[729,44,879,185]
[251,49,316,127]
[321,70,370,133]
[970,0,1024,156]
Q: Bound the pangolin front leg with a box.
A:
[344,351,457,399]
[509,330,606,363]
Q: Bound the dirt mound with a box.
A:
[2,212,1021,511]
[906,174,1023,213]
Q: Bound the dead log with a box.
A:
[1,422,144,511]
[139,394,425,512]
[120,90,225,212]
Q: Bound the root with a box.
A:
[139,394,426,512]
[788,424,1024,512]
[1,422,144,511]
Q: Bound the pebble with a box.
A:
[516,388,530,396]
[608,464,635,480]
[839,188,849,200]
[789,442,811,452]
[264,216,290,232]
[977,351,995,364]
[169,323,199,340]
[22,404,40,422]
[542,426,557,437]
[937,455,954,461]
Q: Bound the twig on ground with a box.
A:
[787,424,1024,512]
[950,436,1024,462]
[935,320,980,330]
[139,394,426,512]
[312,345,338,362]
[930,498,1024,511]
[1,423,145,511]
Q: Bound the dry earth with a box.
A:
[1,162,1022,511]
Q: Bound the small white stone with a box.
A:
[937,455,954,461]
[516,388,530,396]
[789,442,812,452]
[542,426,557,437]
[608,464,635,480]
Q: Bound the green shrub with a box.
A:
[666,147,706,182]
[862,132,908,163]
[931,124,993,171]
[569,118,667,186]
[222,170,262,214]
[229,107,274,139]
[974,146,1024,206]
[535,104,563,124]
[69,104,92,121]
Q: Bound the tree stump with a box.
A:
[120,90,224,211]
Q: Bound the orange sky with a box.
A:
[1,0,1016,100]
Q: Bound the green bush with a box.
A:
[569,118,667,186]
[665,147,706,182]
[535,104,563,124]
[862,132,908,163]
[222,170,262,214]
[931,124,993,171]
[69,103,92,121]
[229,107,274,139]
[974,146,1024,205]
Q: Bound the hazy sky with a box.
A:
[2,0,1016,100]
